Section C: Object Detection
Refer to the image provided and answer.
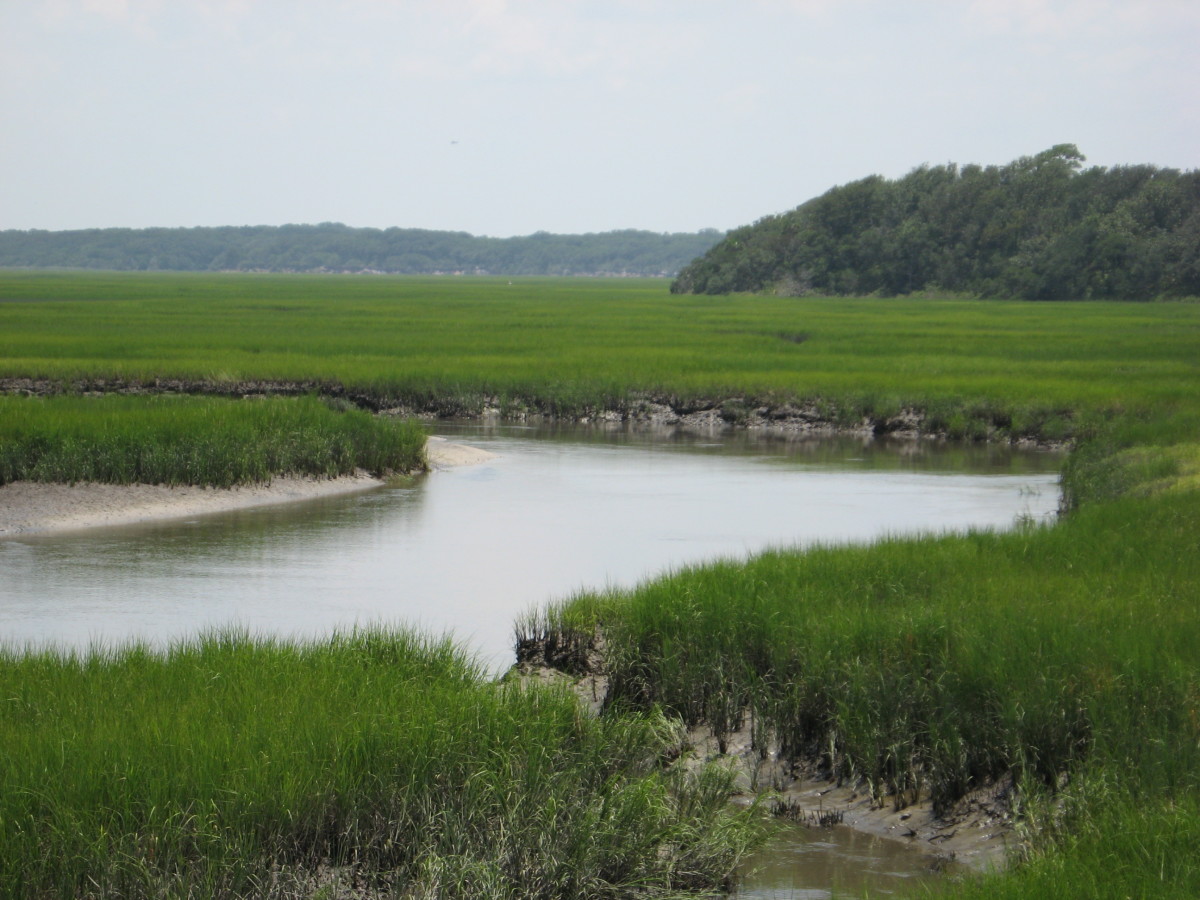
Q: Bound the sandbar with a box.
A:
[425,435,498,468]
[0,437,495,537]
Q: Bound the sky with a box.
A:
[2,0,1198,237]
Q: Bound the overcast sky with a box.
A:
[2,0,1197,236]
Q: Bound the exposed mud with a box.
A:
[510,627,610,718]
[512,631,1018,874]
[0,377,1068,450]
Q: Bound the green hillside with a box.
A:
[672,146,1200,300]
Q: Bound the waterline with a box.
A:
[0,426,1059,670]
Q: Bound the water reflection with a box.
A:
[0,425,1060,670]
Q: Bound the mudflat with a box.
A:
[0,438,494,537]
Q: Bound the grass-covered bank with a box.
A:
[536,487,1200,807]
[529,463,1200,896]
[0,394,426,487]
[0,629,761,899]
[2,272,1198,443]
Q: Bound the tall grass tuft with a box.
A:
[544,485,1200,866]
[0,628,762,898]
[0,394,426,487]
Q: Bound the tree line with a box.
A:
[671,146,1200,300]
[0,223,724,278]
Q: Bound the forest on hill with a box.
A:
[672,145,1200,300]
[0,224,723,278]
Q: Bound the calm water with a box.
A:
[734,820,960,898]
[0,423,1058,898]
[0,423,1059,669]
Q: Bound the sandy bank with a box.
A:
[0,474,387,537]
[425,435,497,468]
[0,438,495,538]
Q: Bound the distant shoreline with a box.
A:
[0,224,724,278]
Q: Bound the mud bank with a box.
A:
[685,722,1016,873]
[0,438,493,537]
[0,377,1068,450]
[512,633,1016,874]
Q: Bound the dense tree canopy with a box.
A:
[672,146,1200,300]
[0,224,724,278]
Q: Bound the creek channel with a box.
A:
[0,422,1061,897]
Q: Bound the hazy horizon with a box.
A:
[0,221,725,238]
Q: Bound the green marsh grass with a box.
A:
[534,488,1200,896]
[5,272,1200,895]
[654,490,1183,786]
[0,393,425,487]
[2,272,1198,438]
[0,628,761,899]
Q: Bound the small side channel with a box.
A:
[735,821,963,898]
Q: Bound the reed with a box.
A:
[0,628,762,898]
[0,393,426,487]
